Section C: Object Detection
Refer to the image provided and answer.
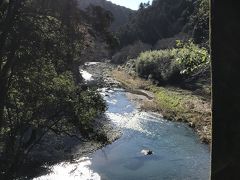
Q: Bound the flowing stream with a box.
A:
[34,70,210,180]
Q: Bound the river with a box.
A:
[34,85,210,180]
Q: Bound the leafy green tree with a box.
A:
[0,0,112,178]
[0,0,26,130]
[189,0,209,45]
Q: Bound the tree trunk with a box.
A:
[0,44,18,129]
[72,61,83,84]
[0,0,22,129]
[0,77,8,128]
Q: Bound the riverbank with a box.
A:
[112,69,211,143]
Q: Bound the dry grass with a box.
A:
[112,69,151,90]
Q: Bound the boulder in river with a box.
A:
[141,149,153,155]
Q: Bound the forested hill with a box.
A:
[117,0,209,47]
[111,0,210,97]
[77,0,134,31]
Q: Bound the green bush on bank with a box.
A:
[135,49,181,84]
[134,40,210,84]
[175,40,210,75]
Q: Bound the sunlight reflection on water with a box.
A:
[33,157,100,180]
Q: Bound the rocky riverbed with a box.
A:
[80,61,157,111]
[80,61,121,88]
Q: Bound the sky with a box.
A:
[107,0,153,10]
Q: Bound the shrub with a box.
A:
[175,40,210,75]
[135,50,181,84]
[134,40,210,84]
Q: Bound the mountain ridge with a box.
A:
[77,0,134,31]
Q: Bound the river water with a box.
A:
[34,87,210,180]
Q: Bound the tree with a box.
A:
[85,5,119,51]
[0,0,25,130]
[189,0,209,46]
[139,1,150,10]
[0,0,110,178]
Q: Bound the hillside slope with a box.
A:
[77,0,134,31]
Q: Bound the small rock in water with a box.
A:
[108,90,114,93]
[141,149,153,155]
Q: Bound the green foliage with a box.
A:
[175,40,210,74]
[134,40,210,83]
[135,50,181,84]
[150,86,184,113]
[189,0,209,45]
[116,0,209,48]
[0,0,109,177]
[73,89,106,132]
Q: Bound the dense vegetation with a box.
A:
[116,0,209,46]
[111,0,211,142]
[135,40,210,84]
[0,0,113,178]
[117,0,196,46]
[112,0,210,93]
[77,0,134,31]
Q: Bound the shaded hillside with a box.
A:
[117,0,209,46]
[77,0,134,31]
[111,0,210,95]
